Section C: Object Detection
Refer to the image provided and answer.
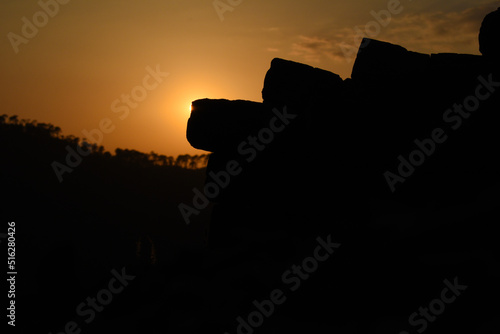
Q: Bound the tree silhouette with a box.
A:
[0,115,209,170]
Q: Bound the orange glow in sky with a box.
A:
[0,0,496,156]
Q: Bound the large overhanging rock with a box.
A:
[187,99,270,152]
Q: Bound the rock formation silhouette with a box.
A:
[480,7,500,60]
[186,8,500,333]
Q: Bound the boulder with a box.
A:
[479,7,500,60]
[262,58,344,111]
[187,99,270,152]
[351,38,430,82]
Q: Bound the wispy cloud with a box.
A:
[263,27,281,33]
[383,4,497,53]
[290,35,340,62]
[288,2,498,67]
[266,47,280,52]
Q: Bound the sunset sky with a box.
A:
[1,0,498,156]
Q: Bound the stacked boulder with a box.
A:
[184,8,500,332]
[187,58,354,246]
[188,37,500,246]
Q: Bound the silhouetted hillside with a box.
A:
[1,114,213,238]
[1,114,215,333]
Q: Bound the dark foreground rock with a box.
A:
[183,8,500,334]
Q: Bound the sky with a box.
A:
[1,0,498,156]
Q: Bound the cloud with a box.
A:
[288,2,499,66]
[382,4,497,53]
[290,35,340,63]
[266,47,280,52]
[263,27,281,33]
